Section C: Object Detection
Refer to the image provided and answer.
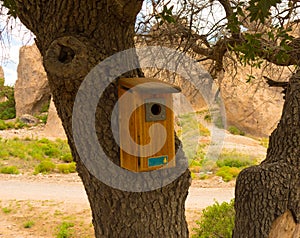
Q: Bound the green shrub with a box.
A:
[24,220,35,228]
[39,138,50,144]
[0,107,16,120]
[36,114,48,124]
[34,160,56,174]
[2,207,12,214]
[228,126,245,136]
[40,101,50,113]
[0,84,16,120]
[216,151,257,168]
[13,119,27,129]
[57,162,76,174]
[177,112,209,161]
[5,121,15,129]
[193,200,235,238]
[0,166,20,174]
[60,153,73,163]
[56,221,74,238]
[259,137,269,148]
[0,120,8,130]
[199,123,210,136]
[39,139,61,157]
[0,149,9,158]
[189,159,202,167]
[216,157,254,168]
[28,147,45,161]
[228,167,240,177]
[7,144,27,159]
[191,171,196,179]
[0,138,72,174]
[216,166,241,182]
[44,146,61,157]
[216,167,233,182]
[0,119,27,130]
[0,138,71,162]
[55,139,71,153]
[40,139,71,159]
[199,173,208,180]
[204,114,212,123]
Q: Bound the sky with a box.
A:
[0,12,34,86]
[0,0,226,87]
[1,1,299,87]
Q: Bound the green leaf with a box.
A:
[164,15,175,23]
[236,6,245,17]
[155,5,176,24]
[247,0,282,24]
[246,74,255,83]
[267,31,275,41]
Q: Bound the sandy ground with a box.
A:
[0,125,266,237]
[0,174,235,209]
[0,174,235,238]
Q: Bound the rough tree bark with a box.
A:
[14,0,191,237]
[234,70,300,237]
[167,0,300,235]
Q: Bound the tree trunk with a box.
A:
[234,70,300,237]
[15,1,191,237]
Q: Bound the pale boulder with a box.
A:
[43,98,66,139]
[15,44,51,117]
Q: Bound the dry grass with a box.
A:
[0,200,94,238]
[0,199,202,238]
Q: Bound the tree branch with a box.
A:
[263,76,289,88]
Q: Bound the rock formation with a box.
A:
[221,27,300,137]
[14,44,66,139]
[13,42,286,138]
[15,44,51,117]
[144,63,285,137]
[19,114,39,125]
[143,68,208,114]
[43,98,66,139]
[221,63,286,137]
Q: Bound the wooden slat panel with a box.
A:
[118,86,138,171]
[119,80,176,172]
[138,94,175,171]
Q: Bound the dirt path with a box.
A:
[0,176,234,209]
[0,124,265,237]
[0,180,88,204]
[0,175,234,237]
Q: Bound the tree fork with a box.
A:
[14,1,191,237]
[234,71,300,238]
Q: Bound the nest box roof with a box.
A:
[119,78,181,94]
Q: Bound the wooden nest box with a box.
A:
[118,77,181,172]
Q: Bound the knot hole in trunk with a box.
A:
[58,44,75,64]
[45,36,89,78]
